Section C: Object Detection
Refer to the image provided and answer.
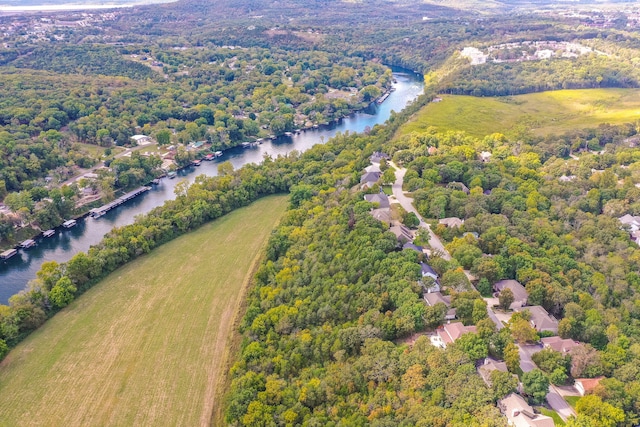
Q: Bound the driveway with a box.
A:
[518,343,543,373]
[390,162,450,260]
[547,385,577,421]
[486,307,504,330]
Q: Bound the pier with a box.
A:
[89,186,151,218]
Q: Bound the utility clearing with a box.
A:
[0,195,287,427]
[398,88,640,139]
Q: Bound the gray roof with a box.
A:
[517,306,558,333]
[494,279,529,306]
[360,171,381,184]
[403,242,423,253]
[439,217,464,228]
[364,193,390,209]
[424,292,451,307]
[420,262,438,278]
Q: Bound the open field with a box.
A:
[0,195,287,427]
[397,89,640,139]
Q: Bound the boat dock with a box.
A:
[63,219,77,228]
[1,248,17,260]
[89,186,151,218]
[43,229,55,238]
[20,239,36,249]
[376,91,391,104]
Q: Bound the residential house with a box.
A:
[516,306,558,334]
[479,151,492,162]
[439,217,464,228]
[403,242,424,254]
[494,279,529,309]
[424,292,456,320]
[370,208,391,224]
[541,337,580,354]
[364,193,390,209]
[360,171,381,189]
[131,134,152,145]
[447,181,470,194]
[420,262,440,293]
[478,358,508,387]
[364,163,381,173]
[370,152,390,164]
[431,322,477,348]
[574,377,604,396]
[498,393,554,427]
[619,214,640,231]
[389,224,413,243]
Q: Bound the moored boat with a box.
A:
[20,239,36,249]
[43,229,55,238]
[63,219,77,228]
[0,248,17,260]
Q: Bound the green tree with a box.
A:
[491,370,518,401]
[574,395,625,427]
[522,369,549,405]
[456,332,488,361]
[498,288,514,311]
[504,341,521,374]
[49,277,77,309]
[156,129,171,146]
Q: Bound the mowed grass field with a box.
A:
[397,88,640,139]
[0,195,287,427]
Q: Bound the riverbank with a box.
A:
[0,0,176,13]
[0,68,424,304]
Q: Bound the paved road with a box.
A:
[486,306,504,330]
[518,343,542,373]
[547,385,577,421]
[390,162,450,260]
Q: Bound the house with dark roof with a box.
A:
[360,171,381,189]
[516,306,558,334]
[419,263,440,293]
[403,242,423,254]
[447,181,470,194]
[370,152,390,164]
[494,279,528,309]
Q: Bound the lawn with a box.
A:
[397,88,640,139]
[538,407,566,425]
[565,395,582,409]
[0,195,287,427]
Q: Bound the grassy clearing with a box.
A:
[539,407,566,425]
[0,195,287,427]
[565,395,581,409]
[397,89,640,139]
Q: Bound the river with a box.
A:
[0,68,424,303]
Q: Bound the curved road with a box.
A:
[391,160,576,421]
[390,162,450,260]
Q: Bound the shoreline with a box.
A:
[0,0,176,13]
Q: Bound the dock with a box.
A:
[63,219,77,228]
[168,171,177,179]
[376,91,391,104]
[43,229,55,238]
[192,159,202,166]
[20,239,36,249]
[1,248,17,260]
[90,186,151,218]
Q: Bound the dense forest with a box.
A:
[2,0,640,425]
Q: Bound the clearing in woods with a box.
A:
[0,195,288,427]
[397,88,640,139]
